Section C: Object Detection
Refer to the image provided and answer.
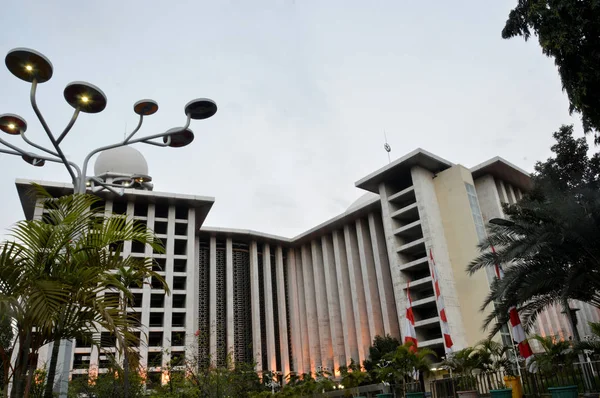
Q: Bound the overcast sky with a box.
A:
[0,1,590,238]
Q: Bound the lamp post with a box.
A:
[1,47,217,397]
[1,47,217,196]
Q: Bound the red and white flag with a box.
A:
[492,245,536,371]
[429,248,454,354]
[404,281,418,350]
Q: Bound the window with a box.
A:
[151,276,165,289]
[174,239,187,255]
[127,332,141,348]
[99,354,113,369]
[104,292,120,308]
[150,294,165,308]
[172,313,186,327]
[133,219,147,231]
[153,258,166,272]
[147,351,163,367]
[148,331,163,346]
[73,353,91,369]
[131,241,146,254]
[172,294,186,308]
[100,332,116,347]
[112,201,127,215]
[171,331,186,346]
[149,313,163,327]
[174,223,187,236]
[173,259,186,273]
[154,221,168,235]
[171,351,185,367]
[132,293,143,308]
[134,202,148,217]
[128,312,141,327]
[172,276,186,290]
[175,205,188,220]
[155,205,168,219]
[75,337,92,348]
[153,238,165,254]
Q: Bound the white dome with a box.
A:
[94,146,149,177]
[347,192,379,212]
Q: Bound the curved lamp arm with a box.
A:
[79,115,191,193]
[30,80,77,182]
[56,107,81,144]
[0,146,82,182]
[123,114,144,144]
[20,131,60,157]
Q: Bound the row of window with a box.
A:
[73,350,185,370]
[104,292,187,308]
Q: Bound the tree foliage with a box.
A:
[0,186,164,398]
[468,125,600,336]
[503,1,600,141]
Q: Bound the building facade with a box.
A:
[19,147,600,386]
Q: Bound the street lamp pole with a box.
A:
[1,47,217,398]
[1,47,217,196]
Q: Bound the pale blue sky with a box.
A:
[0,0,588,237]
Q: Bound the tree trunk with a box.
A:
[43,337,61,398]
[123,301,129,398]
[12,330,32,398]
[24,352,39,398]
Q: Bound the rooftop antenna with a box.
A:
[383,130,392,163]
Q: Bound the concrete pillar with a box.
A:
[226,238,234,357]
[287,249,304,373]
[186,209,198,350]
[296,249,311,373]
[368,212,400,338]
[263,244,277,372]
[333,229,358,365]
[344,224,369,364]
[377,183,407,328]
[250,241,263,370]
[209,236,217,364]
[311,240,333,371]
[321,234,345,372]
[496,179,509,204]
[301,244,320,372]
[506,183,517,204]
[275,246,290,377]
[356,218,384,342]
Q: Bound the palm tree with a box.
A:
[467,126,600,337]
[528,335,576,374]
[0,186,164,398]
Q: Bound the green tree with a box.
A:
[0,186,163,398]
[338,359,369,397]
[0,314,13,394]
[503,1,600,141]
[363,334,401,378]
[528,335,576,374]
[375,343,435,397]
[468,126,600,336]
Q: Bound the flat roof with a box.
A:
[15,179,215,228]
[355,148,454,193]
[199,227,291,244]
[470,157,532,192]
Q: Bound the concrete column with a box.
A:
[496,179,509,204]
[301,244,320,372]
[186,209,198,350]
[321,234,345,372]
[209,236,217,364]
[296,249,311,373]
[344,224,369,364]
[368,212,400,338]
[263,244,277,372]
[250,241,263,371]
[275,246,290,377]
[226,238,234,357]
[163,204,177,368]
[356,218,384,342]
[506,183,518,204]
[311,240,333,371]
[333,229,358,365]
[287,249,304,373]
[190,235,200,350]
[377,183,407,328]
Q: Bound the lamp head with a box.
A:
[0,114,27,135]
[134,100,159,116]
[22,153,45,167]
[163,127,194,147]
[5,48,53,83]
[64,81,107,113]
[184,98,217,120]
